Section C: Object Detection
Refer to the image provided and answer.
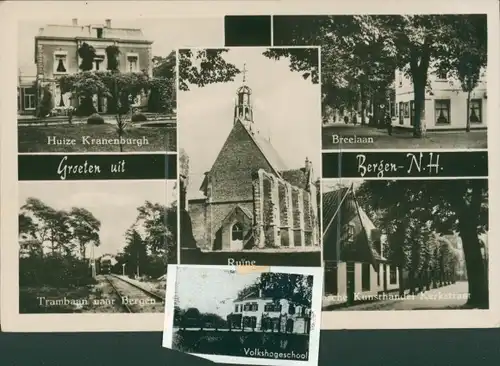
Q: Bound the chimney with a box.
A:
[105,19,111,28]
[72,18,78,26]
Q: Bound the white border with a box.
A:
[1,0,499,332]
[162,264,323,366]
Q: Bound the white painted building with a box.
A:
[228,289,311,334]
[394,66,487,131]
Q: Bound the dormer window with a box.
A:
[53,51,68,74]
[127,53,139,72]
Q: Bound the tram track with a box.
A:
[104,274,165,313]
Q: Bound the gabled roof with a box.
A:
[248,128,289,174]
[198,119,289,193]
[322,185,384,268]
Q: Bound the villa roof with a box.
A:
[36,24,152,43]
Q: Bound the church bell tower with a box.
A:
[234,63,254,131]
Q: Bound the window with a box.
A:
[127,54,139,72]
[390,266,397,285]
[398,71,403,87]
[435,99,451,124]
[288,304,296,315]
[264,303,281,312]
[53,52,68,74]
[436,70,447,80]
[343,223,355,244]
[17,88,20,111]
[403,102,410,118]
[469,99,482,123]
[361,263,371,291]
[231,223,243,241]
[96,28,103,38]
[22,87,36,110]
[235,305,239,313]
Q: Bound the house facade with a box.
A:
[25,18,153,115]
[181,76,320,252]
[322,185,400,307]
[394,66,487,131]
[228,289,311,334]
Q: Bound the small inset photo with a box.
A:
[162,265,322,366]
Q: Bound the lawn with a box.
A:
[322,124,488,149]
[18,123,177,153]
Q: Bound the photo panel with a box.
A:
[320,177,493,329]
[162,264,322,366]
[176,46,322,267]
[3,177,177,331]
[272,14,489,151]
[16,16,225,153]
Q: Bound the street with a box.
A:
[322,123,487,149]
[338,282,470,311]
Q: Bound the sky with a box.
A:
[175,267,260,318]
[17,17,224,76]
[322,179,362,193]
[178,47,322,178]
[18,180,176,257]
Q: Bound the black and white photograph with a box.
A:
[15,180,176,319]
[321,179,489,314]
[177,47,322,267]
[17,17,223,153]
[273,14,489,150]
[162,265,322,366]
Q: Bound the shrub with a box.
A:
[38,86,54,117]
[87,113,105,125]
[131,113,148,122]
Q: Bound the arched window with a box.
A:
[232,223,243,241]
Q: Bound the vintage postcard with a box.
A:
[177,46,322,267]
[162,265,322,366]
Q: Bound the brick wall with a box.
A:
[210,121,275,203]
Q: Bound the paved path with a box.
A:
[339,282,470,311]
[322,123,487,149]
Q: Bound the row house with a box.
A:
[394,65,487,130]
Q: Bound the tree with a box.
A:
[37,85,54,117]
[59,71,109,116]
[135,200,177,265]
[355,179,488,308]
[67,207,101,260]
[178,49,241,91]
[78,42,97,71]
[123,227,148,277]
[105,45,120,71]
[434,15,487,132]
[20,198,72,255]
